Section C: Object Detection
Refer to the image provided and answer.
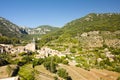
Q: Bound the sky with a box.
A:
[0,0,120,28]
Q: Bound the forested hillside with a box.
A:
[37,13,120,49]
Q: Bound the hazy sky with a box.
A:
[0,0,120,28]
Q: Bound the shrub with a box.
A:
[19,52,27,56]
[54,76,58,80]
[117,76,120,80]
[62,60,69,65]
[44,61,57,73]
[18,64,35,80]
[114,66,120,72]
[57,68,68,79]
[70,48,76,53]
[38,58,44,65]
[0,58,9,66]
[32,58,44,68]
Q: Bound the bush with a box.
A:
[32,58,44,68]
[114,66,120,72]
[18,64,35,80]
[9,59,20,64]
[54,55,62,63]
[32,59,38,68]
[62,60,69,65]
[17,60,26,66]
[57,68,68,79]
[38,58,44,65]
[70,48,76,53]
[117,76,120,80]
[19,52,27,56]
[44,61,57,73]
[54,76,58,80]
[22,56,33,63]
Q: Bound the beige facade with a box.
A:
[0,42,36,54]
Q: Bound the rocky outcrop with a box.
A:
[79,31,120,48]
[80,31,103,48]
[0,17,27,38]
[21,25,59,35]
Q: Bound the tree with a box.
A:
[43,61,57,73]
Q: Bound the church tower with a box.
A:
[25,38,36,52]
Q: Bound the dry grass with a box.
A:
[0,66,8,78]
[58,64,120,80]
[35,65,55,80]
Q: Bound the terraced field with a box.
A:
[0,64,120,80]
[58,64,120,80]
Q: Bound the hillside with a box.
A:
[34,13,120,79]
[0,13,120,80]
[0,17,27,38]
[0,17,59,42]
[20,25,59,41]
[37,13,120,49]
[63,13,120,34]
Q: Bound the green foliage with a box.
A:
[0,58,9,66]
[19,52,27,56]
[43,61,57,73]
[110,48,120,55]
[43,56,69,73]
[37,29,63,48]
[18,64,35,80]
[17,55,33,66]
[22,56,33,63]
[70,48,76,53]
[9,59,20,64]
[0,36,20,44]
[32,58,44,68]
[53,55,62,63]
[0,53,10,66]
[117,76,120,80]
[114,66,120,73]
[38,58,44,65]
[54,76,58,80]
[0,17,27,38]
[62,60,69,65]
[37,25,59,31]
[37,13,120,48]
[57,68,68,79]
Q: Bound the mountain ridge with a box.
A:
[0,17,25,38]
[38,13,120,49]
[0,17,59,39]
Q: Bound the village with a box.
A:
[0,38,67,59]
[0,39,68,80]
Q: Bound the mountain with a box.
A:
[62,13,120,35]
[38,13,120,49]
[0,17,59,40]
[21,25,59,35]
[0,17,27,38]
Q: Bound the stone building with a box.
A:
[0,38,36,54]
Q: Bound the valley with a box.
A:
[0,13,120,80]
